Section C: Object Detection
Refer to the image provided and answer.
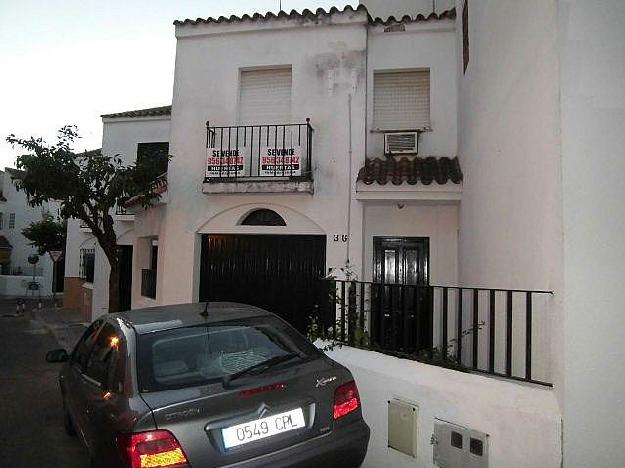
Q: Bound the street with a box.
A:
[0,300,89,467]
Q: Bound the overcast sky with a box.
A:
[0,0,357,168]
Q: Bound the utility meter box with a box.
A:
[433,419,489,468]
[388,399,418,457]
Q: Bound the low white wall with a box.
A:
[0,274,51,296]
[324,344,561,468]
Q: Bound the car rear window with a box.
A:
[136,317,320,392]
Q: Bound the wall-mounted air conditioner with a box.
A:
[384,132,419,156]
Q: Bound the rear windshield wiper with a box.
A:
[222,353,300,387]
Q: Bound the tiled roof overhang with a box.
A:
[174,5,455,27]
[124,173,168,208]
[357,157,463,186]
[101,105,172,119]
[0,235,12,250]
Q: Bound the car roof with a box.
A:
[111,302,273,334]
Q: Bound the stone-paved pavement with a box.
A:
[0,298,89,467]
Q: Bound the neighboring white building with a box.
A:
[0,168,59,296]
[63,0,625,467]
[63,106,170,319]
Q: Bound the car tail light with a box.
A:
[117,430,188,468]
[333,380,360,420]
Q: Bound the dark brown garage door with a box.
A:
[199,235,326,333]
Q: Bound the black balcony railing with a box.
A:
[313,280,554,386]
[205,120,313,181]
[141,268,157,299]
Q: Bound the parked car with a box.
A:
[46,302,370,467]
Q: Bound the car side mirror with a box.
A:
[46,349,69,363]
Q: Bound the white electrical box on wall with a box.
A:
[387,399,418,457]
[433,419,489,468]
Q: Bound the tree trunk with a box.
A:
[108,258,120,313]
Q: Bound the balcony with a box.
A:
[203,121,314,194]
[313,280,553,386]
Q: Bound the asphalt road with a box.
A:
[0,307,90,467]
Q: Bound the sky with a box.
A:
[0,0,357,169]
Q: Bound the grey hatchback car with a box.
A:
[46,302,370,468]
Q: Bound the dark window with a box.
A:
[80,248,95,283]
[137,316,320,392]
[0,213,3,230]
[84,323,124,391]
[451,431,463,449]
[137,142,169,175]
[463,0,469,73]
[240,209,286,226]
[8,213,15,229]
[71,319,104,371]
[470,437,483,456]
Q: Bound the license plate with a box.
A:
[222,408,305,449]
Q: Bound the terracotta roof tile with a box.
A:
[357,156,463,186]
[124,173,168,208]
[101,105,171,119]
[174,5,455,27]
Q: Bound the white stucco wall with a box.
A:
[362,202,458,284]
[161,11,370,305]
[454,0,564,406]
[559,1,625,466]
[0,170,58,295]
[367,20,457,158]
[326,344,561,468]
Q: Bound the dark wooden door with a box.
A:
[373,237,431,352]
[118,245,133,312]
[199,235,326,333]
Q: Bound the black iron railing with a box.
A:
[141,269,157,299]
[205,120,313,181]
[314,280,553,386]
[79,249,95,283]
[115,205,130,215]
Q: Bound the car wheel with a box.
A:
[63,402,76,437]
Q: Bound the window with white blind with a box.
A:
[238,68,292,125]
[373,70,431,131]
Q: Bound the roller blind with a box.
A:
[239,68,292,125]
[373,70,430,130]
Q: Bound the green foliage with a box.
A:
[6,125,168,312]
[21,211,66,255]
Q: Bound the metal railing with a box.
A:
[79,249,95,283]
[205,120,313,181]
[141,268,157,299]
[314,280,554,386]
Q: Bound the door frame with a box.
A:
[373,236,430,285]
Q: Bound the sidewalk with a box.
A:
[34,306,88,351]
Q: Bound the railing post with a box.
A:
[472,289,479,370]
[457,288,463,364]
[489,289,495,373]
[506,290,513,377]
[442,287,448,360]
[525,292,532,381]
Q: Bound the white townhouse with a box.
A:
[0,168,59,296]
[63,0,625,467]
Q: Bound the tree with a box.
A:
[22,211,66,255]
[6,126,165,312]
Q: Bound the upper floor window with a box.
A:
[137,142,169,175]
[373,70,430,131]
[0,213,4,230]
[8,213,15,229]
[239,67,292,125]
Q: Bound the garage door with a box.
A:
[199,235,326,333]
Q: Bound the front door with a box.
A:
[118,246,133,312]
[373,237,431,352]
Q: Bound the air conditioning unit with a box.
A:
[384,132,419,155]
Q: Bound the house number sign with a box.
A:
[333,235,348,242]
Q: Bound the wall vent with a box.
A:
[384,132,419,155]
